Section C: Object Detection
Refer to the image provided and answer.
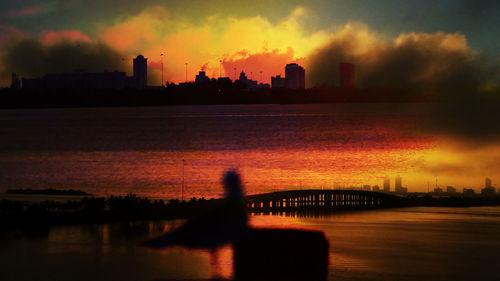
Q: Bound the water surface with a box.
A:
[0,104,436,198]
[2,206,499,281]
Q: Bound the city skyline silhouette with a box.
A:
[1,2,500,281]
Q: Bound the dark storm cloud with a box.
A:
[452,0,499,15]
[416,102,500,146]
[306,25,500,146]
[1,38,126,79]
[307,29,499,89]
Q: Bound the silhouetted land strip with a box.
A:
[5,188,92,196]
[1,86,499,109]
[0,194,220,227]
[1,191,500,228]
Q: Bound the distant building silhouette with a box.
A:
[383,176,390,192]
[285,63,305,89]
[238,70,258,88]
[434,186,443,193]
[463,188,475,195]
[271,75,286,88]
[362,185,371,191]
[217,77,232,85]
[485,177,492,188]
[395,175,402,190]
[23,70,128,89]
[133,55,148,88]
[21,55,149,89]
[195,71,209,83]
[446,186,456,193]
[372,185,380,192]
[394,175,407,193]
[11,72,21,89]
[340,62,355,89]
[481,177,495,196]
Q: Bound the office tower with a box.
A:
[395,175,402,192]
[285,63,305,89]
[133,55,148,88]
[383,176,390,192]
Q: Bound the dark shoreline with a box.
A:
[2,192,500,229]
[1,87,498,110]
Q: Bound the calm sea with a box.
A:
[1,206,499,281]
[0,104,434,198]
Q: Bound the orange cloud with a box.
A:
[223,48,305,84]
[41,30,91,44]
[148,60,163,70]
[98,6,331,85]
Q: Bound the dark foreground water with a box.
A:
[2,206,500,281]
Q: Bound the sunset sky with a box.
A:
[1,0,499,87]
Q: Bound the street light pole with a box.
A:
[182,159,185,201]
[219,60,222,78]
[161,54,164,87]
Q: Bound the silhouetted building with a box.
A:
[394,175,407,193]
[11,72,21,89]
[217,77,232,83]
[362,185,371,191]
[383,176,390,192]
[434,187,443,193]
[22,70,127,89]
[238,71,258,88]
[481,187,496,196]
[372,185,380,192]
[216,77,233,88]
[395,175,402,191]
[195,71,209,83]
[340,62,355,89]
[271,75,286,88]
[258,83,270,88]
[446,186,456,193]
[463,188,475,196]
[285,63,305,89]
[133,54,148,88]
[22,55,147,89]
[482,177,496,196]
[177,82,194,89]
[485,177,492,188]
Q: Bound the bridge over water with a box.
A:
[245,190,408,213]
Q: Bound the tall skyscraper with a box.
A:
[482,178,495,195]
[395,175,402,192]
[485,177,492,188]
[285,63,305,89]
[133,55,148,88]
[11,72,21,89]
[383,176,390,192]
[340,62,355,89]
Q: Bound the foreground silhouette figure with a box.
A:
[142,170,248,278]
